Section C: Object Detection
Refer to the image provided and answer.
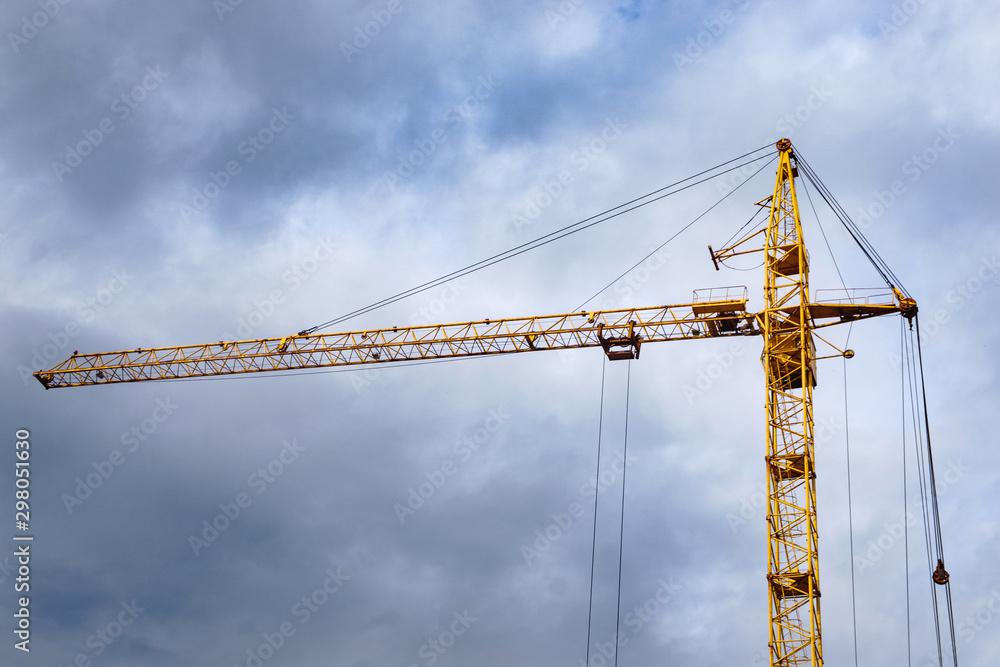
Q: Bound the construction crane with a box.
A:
[35,140,930,667]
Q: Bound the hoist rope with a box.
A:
[915,317,959,665]
[583,358,633,667]
[300,145,777,335]
[901,319,913,666]
[914,320,947,575]
[900,315,958,667]
[585,357,608,667]
[904,321,943,663]
[903,320,943,663]
[613,360,632,667]
[842,356,860,667]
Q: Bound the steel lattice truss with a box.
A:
[35,303,760,388]
[762,145,822,666]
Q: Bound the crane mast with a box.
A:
[34,140,919,667]
[763,140,822,666]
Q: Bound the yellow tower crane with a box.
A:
[35,140,925,667]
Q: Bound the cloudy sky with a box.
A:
[2,0,998,665]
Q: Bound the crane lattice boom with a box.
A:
[35,287,908,391]
[36,297,765,388]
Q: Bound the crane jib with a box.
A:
[35,300,767,388]
[33,293,909,390]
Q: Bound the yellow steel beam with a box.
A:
[763,139,821,667]
[34,300,760,388]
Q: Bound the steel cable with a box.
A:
[301,145,777,335]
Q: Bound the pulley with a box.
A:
[932,558,950,585]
